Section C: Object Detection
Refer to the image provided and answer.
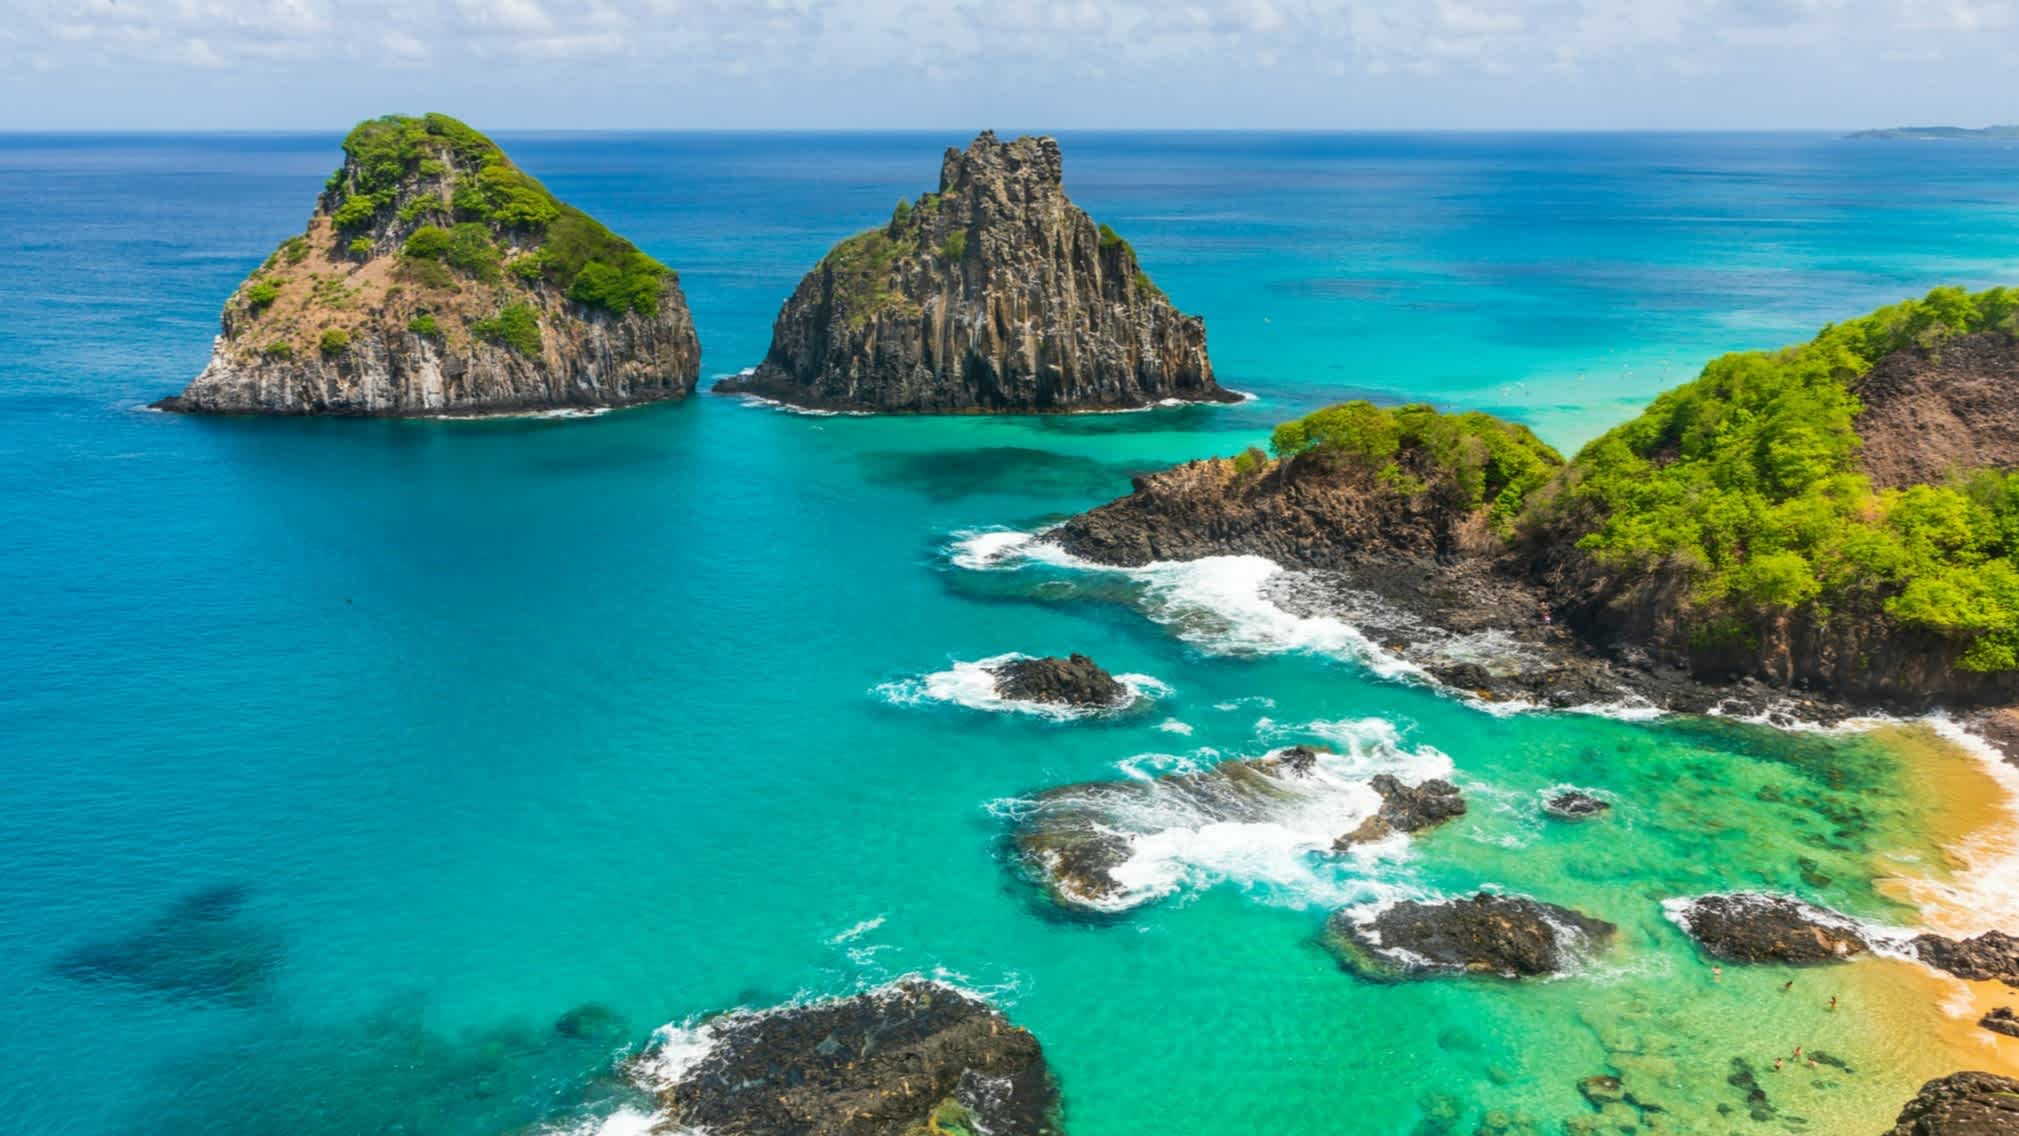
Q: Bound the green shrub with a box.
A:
[346,236,373,257]
[509,253,547,282]
[1274,400,1561,526]
[401,225,452,259]
[444,222,501,281]
[470,304,542,355]
[330,195,379,233]
[1098,223,1128,252]
[398,196,446,224]
[262,341,293,359]
[890,198,913,230]
[244,279,281,311]
[541,208,667,314]
[407,313,440,337]
[1231,446,1268,477]
[318,328,350,355]
[398,258,457,291]
[281,236,310,264]
[417,158,446,177]
[939,231,967,261]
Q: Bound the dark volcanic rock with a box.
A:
[1332,774,1466,848]
[1324,892,1617,980]
[1914,930,2019,986]
[1669,894,1869,964]
[1543,790,1612,820]
[1980,1008,2019,1038]
[719,130,1232,413]
[659,980,1060,1136]
[1883,1071,2019,1135]
[988,653,1130,708]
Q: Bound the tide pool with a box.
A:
[4,131,2019,1135]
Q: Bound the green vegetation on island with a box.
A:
[1535,286,2019,670]
[1268,400,1563,530]
[1265,287,2019,672]
[330,113,672,317]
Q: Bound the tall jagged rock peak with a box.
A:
[159,113,699,416]
[719,130,1232,412]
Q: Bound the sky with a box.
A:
[3,0,2017,131]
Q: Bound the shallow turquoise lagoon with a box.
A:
[4,132,2019,1134]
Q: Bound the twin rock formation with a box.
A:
[160,120,1224,417]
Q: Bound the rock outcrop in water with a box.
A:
[1912,930,2019,986]
[717,131,1234,413]
[157,113,698,417]
[1015,745,1334,911]
[1543,790,1611,820]
[1667,894,1869,963]
[1323,893,1617,980]
[988,654,1129,708]
[656,980,1061,1136]
[1331,774,1466,848]
[1883,1071,2019,1135]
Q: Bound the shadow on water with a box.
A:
[52,883,283,1006]
[859,446,1152,503]
[131,994,654,1136]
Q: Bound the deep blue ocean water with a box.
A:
[5,131,2019,1135]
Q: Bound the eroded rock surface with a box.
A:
[1883,1071,2019,1135]
[1332,774,1466,848]
[1913,930,2019,986]
[1324,893,1617,980]
[988,654,1129,708]
[1668,894,1869,964]
[719,131,1232,413]
[657,980,1061,1136]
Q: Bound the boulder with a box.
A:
[1914,930,2019,986]
[1543,791,1612,820]
[658,980,1060,1136]
[1324,893,1617,980]
[988,654,1129,708]
[1333,774,1466,848]
[1883,1071,2019,1135]
[1668,894,1869,964]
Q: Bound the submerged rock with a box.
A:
[987,653,1129,709]
[158,113,698,416]
[1979,1007,2019,1038]
[1323,893,1617,980]
[1883,1071,2019,1135]
[52,883,282,1005]
[657,979,1060,1136]
[1332,774,1466,848]
[1913,930,2019,986]
[1667,894,1869,964]
[719,130,1232,413]
[1543,790,1611,820]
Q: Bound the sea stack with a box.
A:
[158,113,699,416]
[718,130,1233,412]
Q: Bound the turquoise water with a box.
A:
[5,132,2019,1135]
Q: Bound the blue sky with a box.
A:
[4,0,2017,131]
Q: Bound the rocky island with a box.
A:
[717,131,1235,413]
[652,980,1061,1136]
[1049,286,2019,722]
[1323,893,1617,980]
[157,113,699,416]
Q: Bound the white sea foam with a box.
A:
[828,914,887,945]
[1891,713,2019,934]
[876,652,1168,720]
[1016,719,1454,912]
[1156,718,1195,736]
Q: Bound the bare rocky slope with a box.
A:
[158,113,698,417]
[717,131,1234,412]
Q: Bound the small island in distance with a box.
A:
[1848,124,2019,140]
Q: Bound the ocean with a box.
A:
[4,130,2019,1135]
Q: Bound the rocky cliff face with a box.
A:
[718,131,1232,412]
[158,113,698,417]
